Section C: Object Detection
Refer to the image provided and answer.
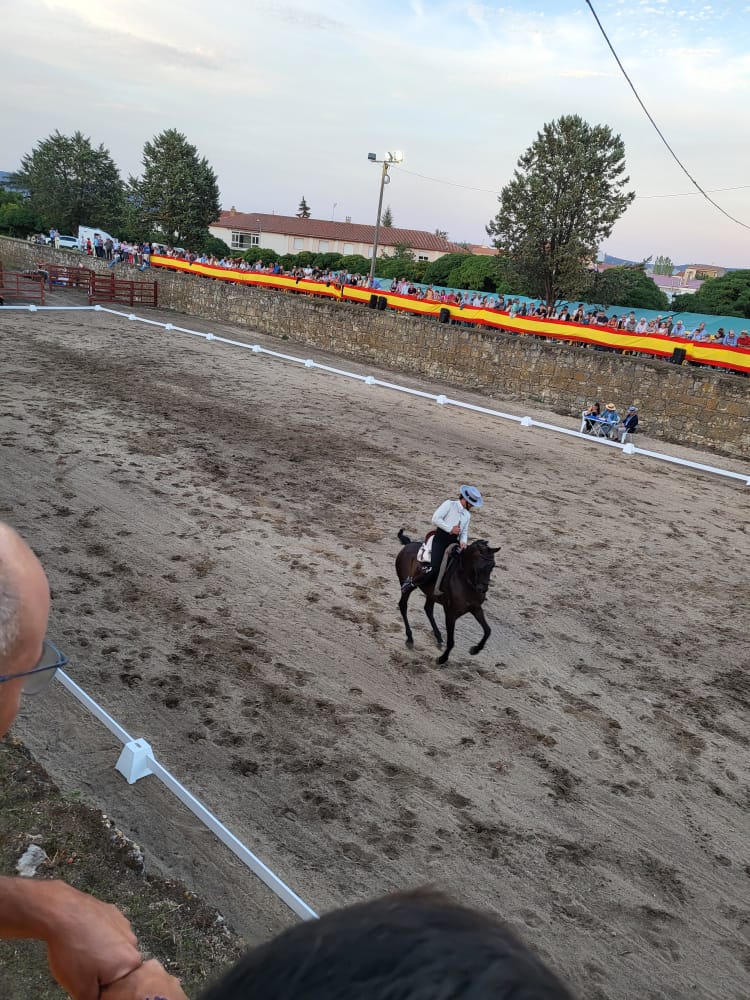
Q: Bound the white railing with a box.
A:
[88,305,748,487]
[55,670,318,921]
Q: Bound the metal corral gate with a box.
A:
[0,261,46,305]
[88,273,158,307]
[46,263,93,289]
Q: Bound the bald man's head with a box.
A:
[0,523,50,736]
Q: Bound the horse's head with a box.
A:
[462,540,500,594]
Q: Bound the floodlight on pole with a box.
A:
[367,150,404,287]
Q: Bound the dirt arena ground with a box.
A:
[1,296,748,999]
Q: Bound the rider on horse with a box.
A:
[401,485,484,595]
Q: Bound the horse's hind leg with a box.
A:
[424,598,443,646]
[468,607,491,656]
[398,591,414,647]
[436,613,456,666]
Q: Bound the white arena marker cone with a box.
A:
[364,375,375,385]
[115,738,156,785]
[623,442,636,455]
[436,394,448,405]
[520,416,533,427]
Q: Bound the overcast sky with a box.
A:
[2,0,749,266]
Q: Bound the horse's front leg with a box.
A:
[424,598,443,646]
[436,612,456,665]
[398,590,414,647]
[468,606,491,655]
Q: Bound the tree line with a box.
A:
[1,128,222,251]
[3,121,747,317]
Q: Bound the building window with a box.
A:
[417,255,428,262]
[343,243,354,255]
[293,237,304,250]
[318,240,329,252]
[231,231,259,249]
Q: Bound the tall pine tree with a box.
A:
[128,129,220,246]
[15,130,123,233]
[297,196,311,218]
[487,115,634,307]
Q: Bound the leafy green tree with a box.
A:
[0,189,41,237]
[422,252,470,286]
[590,264,669,311]
[338,254,370,275]
[313,252,343,269]
[242,247,279,266]
[381,205,393,227]
[486,114,635,308]
[197,233,232,257]
[14,130,124,233]
[653,255,674,276]
[128,129,220,247]
[294,251,316,265]
[446,255,503,293]
[672,270,750,318]
[376,244,416,280]
[297,196,311,218]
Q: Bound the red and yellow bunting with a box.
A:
[150,256,750,374]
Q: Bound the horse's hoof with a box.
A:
[436,653,448,666]
[405,637,414,648]
[469,645,481,655]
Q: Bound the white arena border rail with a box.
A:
[54,669,318,921]
[8,303,746,487]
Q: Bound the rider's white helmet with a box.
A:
[460,485,483,508]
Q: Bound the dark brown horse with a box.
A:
[396,529,500,665]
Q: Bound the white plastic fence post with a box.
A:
[116,738,156,784]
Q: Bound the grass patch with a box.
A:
[0,738,244,998]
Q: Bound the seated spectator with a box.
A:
[737,329,750,347]
[197,890,575,1000]
[671,319,686,337]
[723,329,739,346]
[625,310,637,332]
[582,400,601,432]
[571,304,585,323]
[635,318,648,334]
[615,405,639,441]
[601,402,619,437]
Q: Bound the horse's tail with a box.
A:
[398,528,412,546]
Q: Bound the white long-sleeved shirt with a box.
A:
[432,499,470,545]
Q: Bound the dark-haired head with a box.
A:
[197,890,575,1000]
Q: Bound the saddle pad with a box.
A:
[417,535,434,565]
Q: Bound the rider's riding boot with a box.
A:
[401,566,434,594]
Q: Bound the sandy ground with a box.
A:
[1,295,748,1000]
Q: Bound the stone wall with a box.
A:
[2,236,748,459]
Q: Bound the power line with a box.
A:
[584,0,750,230]
[637,184,750,200]
[397,166,497,194]
[397,165,750,203]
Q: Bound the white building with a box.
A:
[209,209,468,263]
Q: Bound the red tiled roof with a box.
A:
[214,211,468,254]
[465,243,498,256]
